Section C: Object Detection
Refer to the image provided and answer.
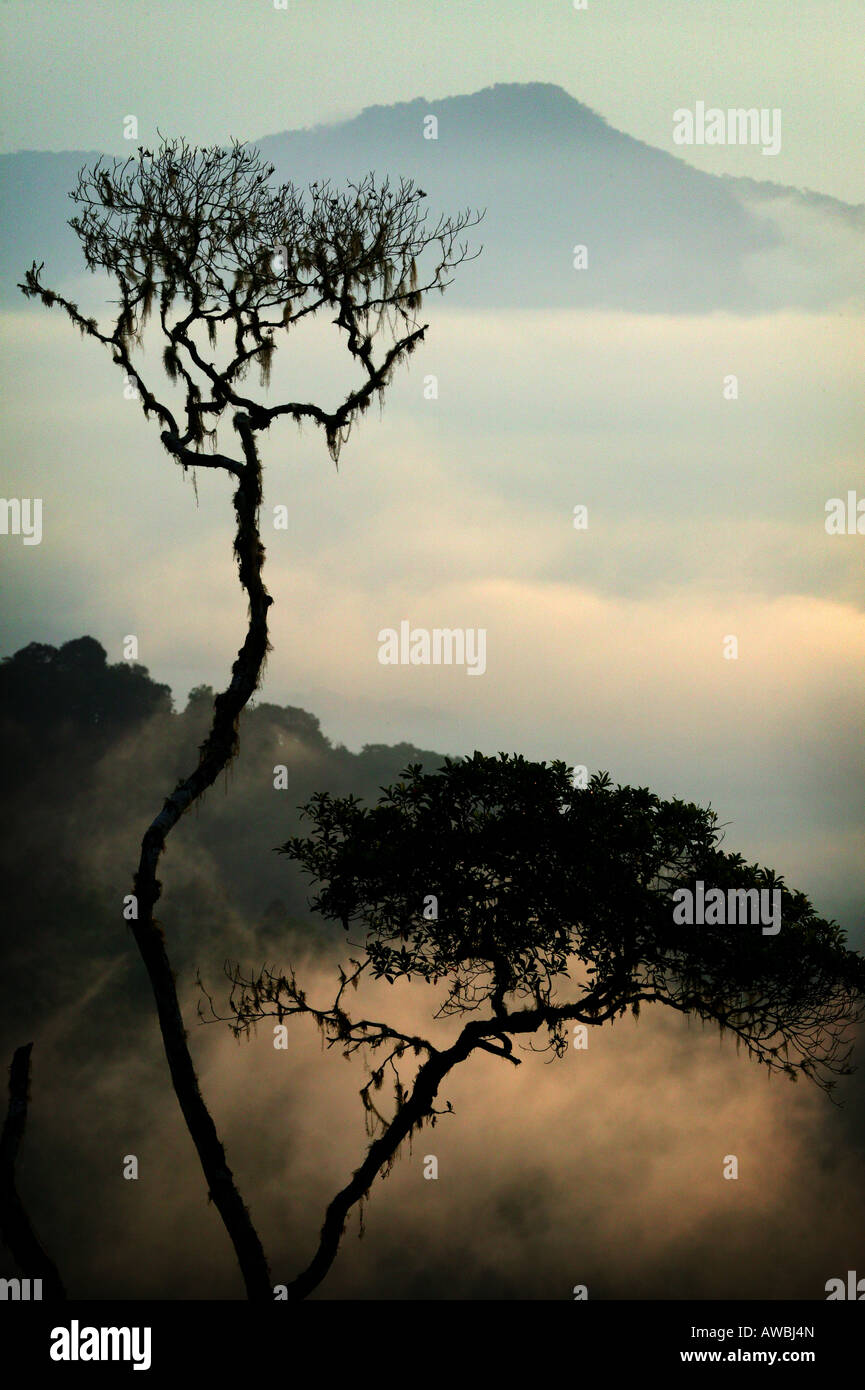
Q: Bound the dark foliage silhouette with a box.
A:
[0,639,172,788]
[210,753,865,1298]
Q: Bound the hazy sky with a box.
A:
[1,0,863,202]
[3,299,863,934]
[2,3,864,1307]
[2,1,863,933]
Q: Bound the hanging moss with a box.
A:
[258,339,274,388]
[163,344,179,382]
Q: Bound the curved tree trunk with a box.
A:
[284,1034,476,1300]
[0,1044,66,1300]
[131,421,272,1300]
[283,993,614,1299]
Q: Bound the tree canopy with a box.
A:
[264,754,864,1083]
[209,753,865,1297]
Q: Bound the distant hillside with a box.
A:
[0,636,450,1052]
[3,82,862,312]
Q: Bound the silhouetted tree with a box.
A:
[0,638,171,738]
[19,138,481,1298]
[210,753,865,1298]
[0,1044,65,1301]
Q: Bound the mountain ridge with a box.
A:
[2,81,862,312]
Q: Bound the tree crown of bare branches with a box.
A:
[19,134,483,464]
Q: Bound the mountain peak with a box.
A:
[342,81,609,136]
